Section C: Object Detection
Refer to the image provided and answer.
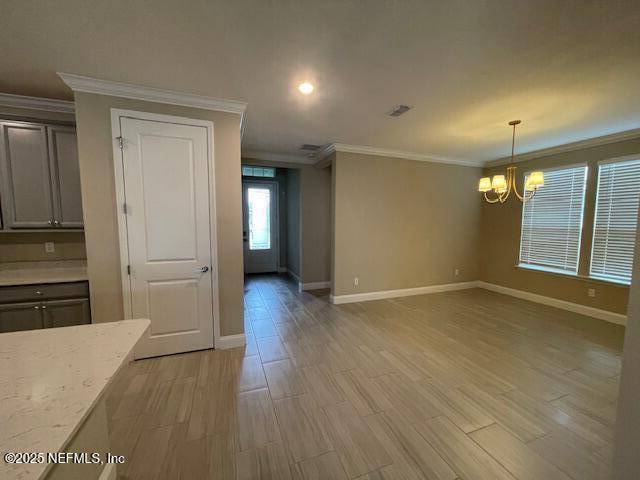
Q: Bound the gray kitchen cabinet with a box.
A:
[42,298,91,328]
[0,281,91,333]
[0,122,54,228]
[0,301,45,333]
[48,125,84,228]
[0,121,83,230]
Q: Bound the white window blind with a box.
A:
[590,158,640,284]
[519,165,587,273]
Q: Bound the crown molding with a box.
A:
[57,72,247,129]
[318,143,482,167]
[487,127,640,167]
[242,149,317,166]
[0,92,75,113]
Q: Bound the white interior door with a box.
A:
[243,181,278,273]
[118,115,214,358]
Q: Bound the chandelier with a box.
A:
[478,120,544,203]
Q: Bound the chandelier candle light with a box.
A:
[479,120,544,203]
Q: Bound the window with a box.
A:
[247,187,271,250]
[590,158,640,284]
[519,165,587,274]
[242,166,275,178]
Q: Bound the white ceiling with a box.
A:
[1,0,639,163]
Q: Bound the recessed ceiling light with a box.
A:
[298,82,314,95]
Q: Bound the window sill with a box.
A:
[515,264,630,287]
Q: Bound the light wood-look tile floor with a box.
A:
[106,274,624,480]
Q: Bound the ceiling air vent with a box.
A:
[387,105,412,117]
[300,144,321,151]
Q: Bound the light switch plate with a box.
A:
[45,242,55,253]
[588,288,596,298]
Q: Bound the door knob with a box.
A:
[196,266,209,273]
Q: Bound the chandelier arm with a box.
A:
[504,166,522,201]
[501,168,514,202]
[484,191,501,204]
[521,188,538,202]
[512,176,525,201]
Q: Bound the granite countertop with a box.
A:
[0,318,150,480]
[0,260,88,287]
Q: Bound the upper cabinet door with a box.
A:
[48,126,83,228]
[0,122,54,228]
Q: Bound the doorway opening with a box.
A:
[241,165,300,280]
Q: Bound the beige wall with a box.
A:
[241,157,332,284]
[0,106,87,263]
[480,138,640,315]
[74,92,244,336]
[0,232,86,262]
[332,152,481,296]
[300,164,331,284]
[285,169,301,277]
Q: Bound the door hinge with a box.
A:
[116,136,124,150]
[126,265,131,275]
[123,203,128,214]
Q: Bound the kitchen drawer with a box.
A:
[0,281,89,304]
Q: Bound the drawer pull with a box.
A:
[35,290,43,295]
[34,306,39,310]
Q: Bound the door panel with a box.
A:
[0,123,54,228]
[147,279,199,335]
[48,126,83,228]
[243,181,278,273]
[120,116,214,358]
[140,135,197,261]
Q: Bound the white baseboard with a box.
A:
[477,281,627,326]
[216,333,246,349]
[99,463,117,480]
[287,269,300,282]
[330,281,480,304]
[327,278,626,325]
[286,270,303,293]
[301,281,331,291]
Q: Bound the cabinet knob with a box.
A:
[34,306,40,310]
[53,220,60,226]
[48,220,52,225]
[41,305,47,310]
[35,290,42,295]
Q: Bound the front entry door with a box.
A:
[118,115,214,358]
[243,181,278,273]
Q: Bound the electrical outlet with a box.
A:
[354,277,359,286]
[588,288,596,298]
[454,268,460,277]
[44,242,55,253]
